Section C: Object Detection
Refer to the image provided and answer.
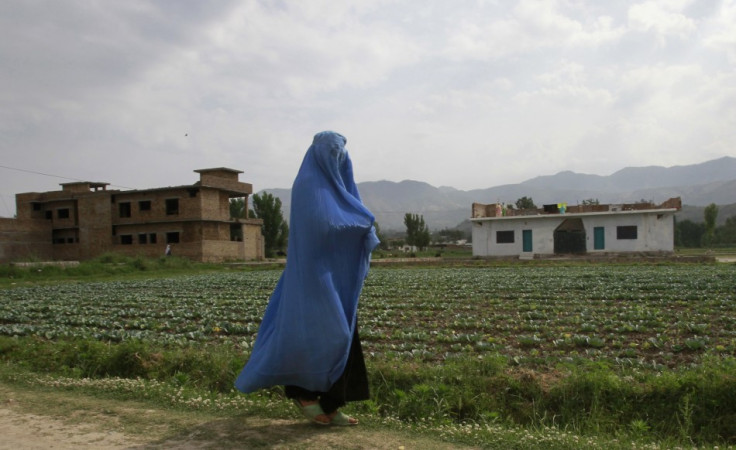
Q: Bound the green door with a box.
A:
[522,229,533,252]
[594,227,605,250]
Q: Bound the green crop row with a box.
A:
[2,264,735,370]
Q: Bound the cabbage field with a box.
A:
[2,264,735,371]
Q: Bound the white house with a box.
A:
[470,198,681,258]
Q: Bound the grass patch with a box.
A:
[2,336,736,447]
[0,364,693,449]
[0,253,224,287]
[2,259,736,447]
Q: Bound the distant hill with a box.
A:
[521,156,736,191]
[261,156,736,232]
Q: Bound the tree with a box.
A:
[581,198,600,206]
[373,222,388,250]
[252,192,289,257]
[515,196,536,209]
[703,203,719,247]
[229,197,247,219]
[404,213,430,251]
[228,198,247,241]
[716,215,736,245]
[675,219,705,248]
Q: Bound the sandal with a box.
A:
[292,399,330,425]
[330,410,358,426]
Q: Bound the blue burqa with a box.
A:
[235,131,379,393]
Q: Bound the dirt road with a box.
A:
[0,383,471,449]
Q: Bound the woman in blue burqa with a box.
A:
[235,131,380,426]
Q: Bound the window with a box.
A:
[45,211,52,220]
[57,208,70,219]
[120,235,133,245]
[139,200,151,211]
[165,198,179,215]
[166,232,180,243]
[496,230,515,244]
[149,233,157,244]
[119,202,131,218]
[617,225,638,240]
[138,234,148,244]
[230,223,243,241]
[32,203,42,211]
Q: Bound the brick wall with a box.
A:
[0,218,53,262]
[198,189,230,221]
[5,169,264,263]
[77,194,113,258]
[243,221,264,260]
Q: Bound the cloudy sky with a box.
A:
[1,0,735,217]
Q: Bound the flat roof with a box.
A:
[59,181,110,188]
[470,208,680,222]
[194,167,243,175]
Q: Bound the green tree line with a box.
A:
[676,203,736,247]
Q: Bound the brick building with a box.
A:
[0,168,264,263]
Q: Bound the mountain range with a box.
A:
[262,156,736,232]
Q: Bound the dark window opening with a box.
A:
[230,223,243,241]
[554,218,587,254]
[53,238,66,244]
[188,188,199,198]
[32,203,42,211]
[496,230,515,244]
[149,233,157,244]
[57,208,70,219]
[617,225,638,240]
[119,202,131,218]
[139,200,151,211]
[45,211,52,220]
[138,234,148,244]
[166,232,180,243]
[67,238,75,244]
[166,198,179,215]
[120,235,133,245]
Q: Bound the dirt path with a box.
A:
[0,383,472,449]
[0,406,137,449]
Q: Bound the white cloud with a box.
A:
[628,0,697,45]
[201,1,422,97]
[1,0,735,216]
[702,0,736,63]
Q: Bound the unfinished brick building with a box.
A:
[0,168,264,263]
